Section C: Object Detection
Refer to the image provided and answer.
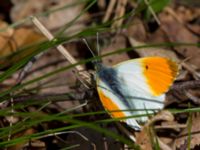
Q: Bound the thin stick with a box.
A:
[38,131,96,149]
[116,122,136,142]
[103,0,116,23]
[155,124,187,129]
[171,80,200,90]
[31,16,90,81]
[182,62,200,79]
[144,0,161,25]
[7,96,15,149]
[112,0,128,28]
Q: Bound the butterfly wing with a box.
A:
[115,57,178,96]
[97,78,141,130]
[96,57,178,130]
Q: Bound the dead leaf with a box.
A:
[0,27,44,69]
[128,37,179,62]
[11,0,89,35]
[136,126,172,150]
[159,9,200,67]
[0,20,14,56]
[101,35,130,65]
[5,115,19,124]
[147,110,174,126]
[136,111,174,150]
[8,128,36,150]
[174,6,199,23]
[135,126,153,150]
[127,18,147,41]
[174,114,200,149]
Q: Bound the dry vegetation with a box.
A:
[0,0,199,149]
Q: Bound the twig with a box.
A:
[112,0,128,28]
[116,122,136,142]
[177,130,200,139]
[28,59,66,75]
[38,131,96,150]
[185,91,200,105]
[171,80,200,90]
[182,62,200,79]
[7,97,14,147]
[155,124,187,129]
[103,0,116,23]
[31,16,91,84]
[103,137,108,150]
[8,92,91,105]
[158,138,172,150]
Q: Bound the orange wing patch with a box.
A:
[97,89,126,119]
[142,57,178,96]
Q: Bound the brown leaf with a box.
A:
[0,27,44,69]
[101,35,130,65]
[128,37,179,62]
[127,18,147,41]
[147,110,174,126]
[8,128,37,150]
[174,114,200,149]
[159,9,200,67]
[11,0,89,35]
[0,21,14,56]
[135,126,153,150]
[136,111,174,150]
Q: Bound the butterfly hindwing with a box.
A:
[97,78,141,130]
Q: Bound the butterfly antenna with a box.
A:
[82,37,101,71]
[96,32,100,56]
[82,38,95,57]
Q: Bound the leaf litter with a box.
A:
[0,0,199,149]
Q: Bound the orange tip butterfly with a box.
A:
[83,36,178,131]
[96,57,178,131]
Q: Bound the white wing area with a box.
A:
[114,60,165,122]
[97,79,141,130]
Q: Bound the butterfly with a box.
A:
[96,57,178,130]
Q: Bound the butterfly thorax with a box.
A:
[96,64,117,85]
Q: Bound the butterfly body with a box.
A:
[96,57,178,130]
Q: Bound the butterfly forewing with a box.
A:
[96,57,178,129]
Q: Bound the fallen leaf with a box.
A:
[8,128,36,150]
[159,9,200,67]
[135,126,153,150]
[0,27,44,69]
[174,114,200,149]
[136,110,174,150]
[0,20,14,57]
[147,110,174,126]
[127,18,147,41]
[128,37,179,62]
[11,0,89,35]
[101,35,130,65]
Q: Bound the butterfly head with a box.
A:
[82,35,107,73]
[93,59,104,72]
